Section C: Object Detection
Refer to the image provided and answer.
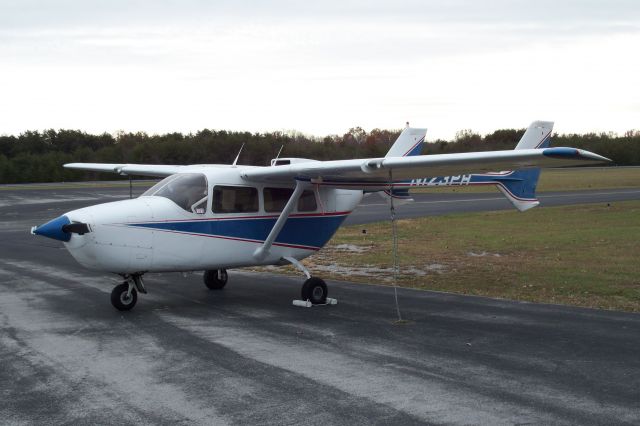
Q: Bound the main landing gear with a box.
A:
[301,276,328,305]
[282,256,332,306]
[111,274,146,311]
[203,269,228,290]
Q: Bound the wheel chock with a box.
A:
[292,298,338,308]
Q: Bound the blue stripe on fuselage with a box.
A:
[127,214,348,249]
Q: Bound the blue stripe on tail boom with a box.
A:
[475,170,541,201]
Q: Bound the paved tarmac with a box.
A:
[1,183,639,425]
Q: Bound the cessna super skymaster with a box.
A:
[31,121,610,311]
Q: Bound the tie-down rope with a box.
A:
[389,169,402,322]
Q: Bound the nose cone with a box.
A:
[31,215,71,242]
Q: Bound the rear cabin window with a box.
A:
[263,188,317,212]
[142,173,208,214]
[298,190,317,212]
[212,186,259,213]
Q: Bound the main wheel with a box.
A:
[301,277,328,305]
[204,269,228,290]
[111,282,137,311]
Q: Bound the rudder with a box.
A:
[385,124,427,158]
[492,120,553,211]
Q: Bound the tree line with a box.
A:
[0,127,638,184]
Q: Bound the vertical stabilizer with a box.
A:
[515,121,553,149]
[385,126,427,158]
[378,125,427,204]
[492,121,554,211]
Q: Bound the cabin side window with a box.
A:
[142,173,208,214]
[263,187,292,212]
[263,188,317,213]
[298,190,317,212]
[212,186,259,213]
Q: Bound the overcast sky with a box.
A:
[1,0,638,139]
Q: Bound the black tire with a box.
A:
[301,277,328,305]
[204,269,228,290]
[111,282,137,311]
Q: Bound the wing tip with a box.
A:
[543,148,612,163]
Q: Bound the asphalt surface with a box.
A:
[1,183,639,425]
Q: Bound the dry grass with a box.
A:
[258,200,640,312]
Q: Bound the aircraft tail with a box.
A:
[375,121,554,210]
[385,125,427,158]
[489,169,543,211]
[378,125,427,204]
[514,120,553,150]
[489,121,553,211]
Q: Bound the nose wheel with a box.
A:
[110,274,145,311]
[111,282,138,311]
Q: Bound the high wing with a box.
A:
[64,163,189,177]
[241,147,610,186]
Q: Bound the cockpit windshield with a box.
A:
[142,173,208,214]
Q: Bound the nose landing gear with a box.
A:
[111,274,146,311]
[111,282,137,311]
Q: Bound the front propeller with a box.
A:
[31,215,91,242]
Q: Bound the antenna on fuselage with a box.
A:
[232,143,245,167]
[274,145,284,161]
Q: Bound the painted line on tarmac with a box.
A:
[538,189,640,198]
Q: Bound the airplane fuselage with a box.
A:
[58,167,363,274]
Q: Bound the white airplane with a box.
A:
[31,121,609,311]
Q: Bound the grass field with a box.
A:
[282,200,640,312]
[538,167,640,191]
